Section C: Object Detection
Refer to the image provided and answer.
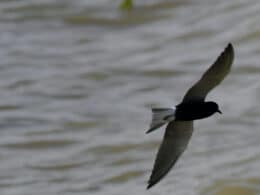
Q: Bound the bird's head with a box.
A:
[207,101,222,114]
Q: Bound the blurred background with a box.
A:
[0,0,260,195]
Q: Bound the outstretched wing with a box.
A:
[147,121,193,189]
[182,43,234,103]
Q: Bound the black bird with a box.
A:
[146,43,234,189]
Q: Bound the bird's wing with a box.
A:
[147,121,193,189]
[182,43,234,103]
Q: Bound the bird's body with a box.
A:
[175,101,221,121]
[146,43,234,189]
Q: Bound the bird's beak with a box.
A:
[217,109,222,114]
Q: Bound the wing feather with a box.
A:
[182,43,234,103]
[147,121,193,189]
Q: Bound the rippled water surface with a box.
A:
[1,0,260,195]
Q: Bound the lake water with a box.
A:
[1,0,260,195]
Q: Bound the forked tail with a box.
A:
[146,107,176,134]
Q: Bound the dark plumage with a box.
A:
[175,101,221,121]
[147,43,234,189]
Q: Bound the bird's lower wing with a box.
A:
[147,121,193,189]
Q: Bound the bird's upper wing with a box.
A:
[147,121,193,189]
[182,43,234,103]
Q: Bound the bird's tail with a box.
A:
[146,107,176,134]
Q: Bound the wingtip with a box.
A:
[147,176,160,189]
[226,42,235,61]
[222,43,234,62]
[226,43,234,52]
[146,182,154,190]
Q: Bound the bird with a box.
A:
[146,43,234,189]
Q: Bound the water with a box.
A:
[0,0,260,194]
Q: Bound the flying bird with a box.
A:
[146,43,234,189]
